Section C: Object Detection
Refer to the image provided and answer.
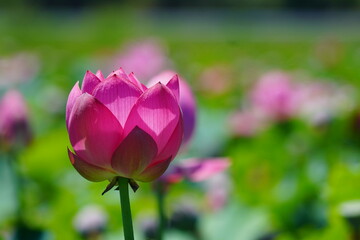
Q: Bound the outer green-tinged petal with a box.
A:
[68,148,116,182]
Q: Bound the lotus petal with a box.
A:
[111,126,157,178]
[68,148,116,182]
[68,93,122,168]
[66,81,82,128]
[124,83,181,153]
[81,71,101,94]
[93,74,142,127]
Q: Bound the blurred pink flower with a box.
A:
[179,158,230,182]
[228,108,267,137]
[0,90,32,148]
[148,70,196,147]
[251,71,298,120]
[197,65,233,96]
[158,158,230,188]
[66,68,183,182]
[113,40,169,80]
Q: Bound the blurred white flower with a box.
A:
[205,173,232,211]
[0,52,40,87]
[296,81,356,125]
[73,205,108,236]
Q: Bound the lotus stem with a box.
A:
[118,177,134,240]
[156,186,166,240]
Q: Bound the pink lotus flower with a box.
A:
[148,71,196,147]
[0,90,32,148]
[251,71,298,120]
[66,68,184,182]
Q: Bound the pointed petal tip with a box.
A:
[165,75,180,101]
[82,71,101,94]
[124,80,182,153]
[95,70,105,81]
[92,75,142,126]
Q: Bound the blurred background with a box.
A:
[1,0,360,239]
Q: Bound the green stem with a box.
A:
[156,187,166,240]
[7,152,24,223]
[118,177,134,240]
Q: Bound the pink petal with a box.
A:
[155,118,183,162]
[137,156,172,182]
[124,83,182,153]
[81,71,101,94]
[68,148,116,182]
[148,71,196,145]
[181,158,230,182]
[106,68,129,80]
[137,120,183,182]
[147,70,175,87]
[111,126,158,178]
[146,71,180,101]
[165,75,180,102]
[93,74,142,127]
[68,93,123,168]
[96,70,104,81]
[129,72,147,92]
[66,81,82,128]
